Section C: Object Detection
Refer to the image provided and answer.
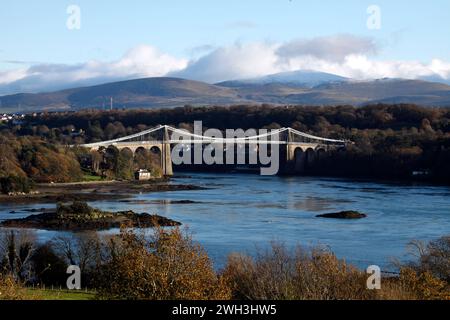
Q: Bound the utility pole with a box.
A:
[110,97,113,111]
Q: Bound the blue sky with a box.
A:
[1,0,450,93]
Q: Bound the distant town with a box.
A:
[0,113,25,124]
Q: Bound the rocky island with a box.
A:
[0,201,181,231]
[316,211,367,219]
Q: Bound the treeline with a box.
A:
[0,136,162,194]
[11,104,450,141]
[1,103,450,183]
[0,227,449,300]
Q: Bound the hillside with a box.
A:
[0,77,246,112]
[1,75,450,112]
[217,70,349,88]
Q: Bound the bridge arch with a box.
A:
[119,147,134,157]
[149,145,162,167]
[134,147,151,170]
[305,148,316,168]
[150,145,161,154]
[135,146,147,155]
[316,148,326,161]
[294,147,305,173]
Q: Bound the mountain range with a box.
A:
[1,70,450,112]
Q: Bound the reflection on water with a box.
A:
[1,173,450,270]
[291,196,354,212]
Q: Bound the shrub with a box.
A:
[56,201,94,217]
[407,236,450,283]
[395,267,450,300]
[0,275,41,300]
[0,274,26,300]
[95,227,230,300]
[222,244,374,300]
[0,175,33,194]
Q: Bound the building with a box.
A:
[135,169,152,181]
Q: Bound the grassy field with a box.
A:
[24,288,96,300]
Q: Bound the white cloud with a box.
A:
[1,35,450,95]
[0,68,29,85]
[171,42,280,83]
[0,45,187,95]
[172,37,450,83]
[276,34,378,62]
[284,55,450,81]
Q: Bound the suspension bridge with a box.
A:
[78,125,349,176]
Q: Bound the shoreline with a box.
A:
[0,179,206,204]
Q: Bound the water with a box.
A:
[1,173,450,270]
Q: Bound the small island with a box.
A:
[0,201,181,231]
[316,211,367,219]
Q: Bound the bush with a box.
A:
[0,175,33,194]
[95,227,230,300]
[56,201,94,217]
[222,242,450,301]
[0,274,26,300]
[0,274,42,300]
[222,244,373,300]
[388,268,450,300]
[407,236,450,283]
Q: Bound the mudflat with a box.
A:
[0,179,206,204]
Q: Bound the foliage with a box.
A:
[56,201,94,217]
[222,244,373,300]
[7,103,450,183]
[395,267,450,300]
[0,274,27,300]
[0,134,83,183]
[95,227,231,300]
[222,241,450,300]
[406,236,450,282]
[0,227,448,300]
[0,175,33,194]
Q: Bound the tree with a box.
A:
[96,227,230,300]
[0,230,37,282]
[0,176,33,194]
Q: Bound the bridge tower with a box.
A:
[279,128,295,175]
[161,126,173,176]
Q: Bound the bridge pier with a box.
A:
[160,126,173,176]
[279,144,326,175]
[161,142,173,176]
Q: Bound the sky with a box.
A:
[0,0,450,94]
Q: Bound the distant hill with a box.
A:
[220,77,450,106]
[1,74,450,112]
[0,77,247,112]
[217,70,349,88]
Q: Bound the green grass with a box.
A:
[25,288,96,300]
[82,174,104,182]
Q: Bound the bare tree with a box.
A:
[0,229,37,282]
[52,232,102,272]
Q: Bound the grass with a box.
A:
[24,288,96,300]
[82,174,104,182]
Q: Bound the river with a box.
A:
[1,173,449,270]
